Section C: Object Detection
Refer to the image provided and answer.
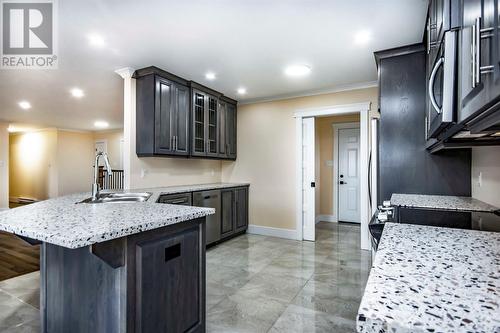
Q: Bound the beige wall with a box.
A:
[316,114,360,217]
[221,87,378,231]
[93,130,124,169]
[57,130,95,196]
[472,146,500,207]
[9,129,59,201]
[0,123,9,209]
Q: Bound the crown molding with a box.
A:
[239,81,378,105]
[115,67,136,79]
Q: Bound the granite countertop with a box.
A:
[0,182,249,249]
[357,223,500,333]
[391,193,498,212]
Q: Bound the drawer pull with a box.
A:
[170,199,187,204]
[165,244,181,262]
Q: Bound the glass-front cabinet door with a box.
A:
[206,96,219,157]
[192,91,206,156]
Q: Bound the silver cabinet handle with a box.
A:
[428,57,444,114]
[175,136,178,151]
[473,17,494,88]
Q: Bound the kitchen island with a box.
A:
[0,188,217,333]
[357,223,500,333]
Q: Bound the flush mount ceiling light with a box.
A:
[237,87,247,95]
[18,101,31,110]
[284,64,311,77]
[70,88,85,98]
[87,33,106,47]
[354,30,372,45]
[205,72,216,80]
[94,120,109,129]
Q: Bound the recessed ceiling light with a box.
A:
[284,64,311,77]
[18,101,31,110]
[205,72,216,80]
[70,88,85,98]
[94,120,109,129]
[237,88,247,95]
[87,33,106,47]
[354,30,372,45]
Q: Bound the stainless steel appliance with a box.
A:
[427,30,458,138]
[193,190,221,245]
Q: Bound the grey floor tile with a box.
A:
[207,293,287,333]
[237,272,309,303]
[0,291,39,331]
[0,272,40,309]
[269,304,356,333]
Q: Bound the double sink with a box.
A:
[78,192,152,204]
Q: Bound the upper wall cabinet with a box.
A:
[190,83,221,158]
[218,96,237,160]
[134,67,238,160]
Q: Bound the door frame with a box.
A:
[333,122,360,223]
[294,102,371,250]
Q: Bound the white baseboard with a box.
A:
[315,215,337,223]
[247,224,298,240]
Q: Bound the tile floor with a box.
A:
[0,221,371,332]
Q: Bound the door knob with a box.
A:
[339,181,347,185]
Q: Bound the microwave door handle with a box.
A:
[428,57,444,114]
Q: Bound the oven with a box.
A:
[427,30,458,139]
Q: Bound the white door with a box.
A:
[338,128,360,223]
[302,117,315,241]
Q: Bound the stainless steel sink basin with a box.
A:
[78,192,152,204]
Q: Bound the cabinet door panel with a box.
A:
[192,91,206,156]
[226,103,237,159]
[235,188,248,231]
[174,84,190,155]
[218,101,227,157]
[220,190,234,237]
[136,226,201,333]
[155,78,174,154]
[207,96,219,157]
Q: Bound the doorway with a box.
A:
[334,123,361,223]
[295,102,372,250]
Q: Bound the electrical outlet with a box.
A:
[478,172,482,188]
[141,169,148,178]
[0,160,3,168]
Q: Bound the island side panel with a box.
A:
[126,217,206,333]
[41,242,127,333]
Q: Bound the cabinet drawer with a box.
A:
[157,193,192,206]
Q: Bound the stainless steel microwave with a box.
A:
[426,30,458,139]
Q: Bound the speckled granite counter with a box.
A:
[357,223,500,333]
[391,193,498,212]
[0,182,248,249]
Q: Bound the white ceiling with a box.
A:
[0,0,428,131]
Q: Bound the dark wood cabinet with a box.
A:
[135,67,190,157]
[135,66,238,160]
[220,190,234,237]
[220,187,248,240]
[234,187,248,232]
[191,85,220,158]
[159,186,249,246]
[458,0,496,123]
[218,97,237,159]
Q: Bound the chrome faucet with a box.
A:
[92,152,113,201]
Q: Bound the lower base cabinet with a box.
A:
[159,186,249,246]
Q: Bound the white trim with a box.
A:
[114,67,135,79]
[247,224,298,240]
[332,122,360,224]
[294,102,371,117]
[315,215,336,223]
[240,81,378,105]
[295,102,372,250]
